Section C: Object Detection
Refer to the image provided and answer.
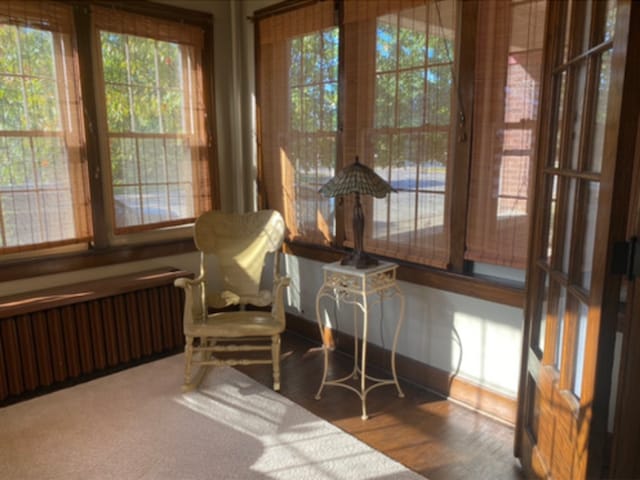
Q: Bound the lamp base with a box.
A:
[340,251,379,269]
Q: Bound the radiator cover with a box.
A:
[0,269,186,405]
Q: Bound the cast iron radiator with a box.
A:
[0,268,187,405]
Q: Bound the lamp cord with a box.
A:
[434,0,466,141]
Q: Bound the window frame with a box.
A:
[255,0,530,307]
[362,4,458,269]
[285,25,340,245]
[0,1,218,279]
[0,3,91,255]
[0,0,220,282]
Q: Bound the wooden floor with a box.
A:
[236,330,526,480]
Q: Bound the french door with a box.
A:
[609,90,640,479]
[516,1,640,478]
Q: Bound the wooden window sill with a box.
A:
[284,241,525,308]
[0,239,196,284]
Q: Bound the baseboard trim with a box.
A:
[286,313,517,426]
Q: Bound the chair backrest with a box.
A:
[194,210,285,302]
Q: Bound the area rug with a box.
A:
[0,354,424,479]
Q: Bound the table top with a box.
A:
[321,261,398,277]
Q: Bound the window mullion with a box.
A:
[447,0,476,273]
[73,4,109,248]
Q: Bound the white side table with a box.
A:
[314,261,405,420]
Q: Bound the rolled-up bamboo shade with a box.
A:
[0,1,92,253]
[343,0,457,268]
[465,0,545,269]
[257,0,337,245]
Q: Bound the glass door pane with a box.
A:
[579,181,599,290]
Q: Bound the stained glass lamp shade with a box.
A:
[319,157,395,268]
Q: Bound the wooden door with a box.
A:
[609,108,640,479]
[516,1,640,478]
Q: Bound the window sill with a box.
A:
[0,238,196,283]
[284,240,525,308]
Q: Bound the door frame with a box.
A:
[514,0,640,477]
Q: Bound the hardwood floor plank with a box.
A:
[236,330,526,480]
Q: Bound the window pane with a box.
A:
[561,178,577,274]
[98,18,209,231]
[572,301,588,397]
[416,192,445,232]
[128,36,156,86]
[161,88,185,134]
[104,85,132,133]
[399,67,427,125]
[426,66,452,126]
[132,86,160,133]
[578,181,599,290]
[0,76,26,130]
[26,78,60,130]
[587,50,612,173]
[166,138,192,185]
[497,155,529,218]
[536,270,550,355]
[543,175,558,262]
[281,23,338,244]
[100,32,128,84]
[302,85,322,132]
[114,186,142,227]
[465,0,545,270]
[375,73,397,128]
[552,70,567,169]
[555,286,567,370]
[138,139,167,184]
[0,136,77,248]
[398,19,426,69]
[367,0,456,267]
[604,0,617,42]
[157,42,182,89]
[568,62,587,170]
[0,24,19,74]
[111,137,195,228]
[110,138,138,185]
[20,27,55,77]
[0,11,90,253]
[376,18,398,72]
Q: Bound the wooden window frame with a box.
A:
[256,0,525,307]
[0,4,91,254]
[0,1,218,281]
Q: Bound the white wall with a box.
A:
[284,255,523,397]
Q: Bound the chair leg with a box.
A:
[271,334,281,391]
[184,335,194,389]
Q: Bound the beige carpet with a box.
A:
[0,354,425,479]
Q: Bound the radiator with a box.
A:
[0,269,186,405]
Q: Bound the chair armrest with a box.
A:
[174,273,204,290]
[270,276,290,325]
[273,276,291,291]
[174,273,206,326]
[271,276,290,302]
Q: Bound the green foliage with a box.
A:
[0,25,60,131]
[288,27,339,171]
[99,29,191,227]
[100,30,185,135]
[0,25,19,74]
[1,21,195,244]
[373,15,453,167]
[0,24,65,192]
[287,14,454,172]
[20,27,55,77]
[110,138,138,186]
